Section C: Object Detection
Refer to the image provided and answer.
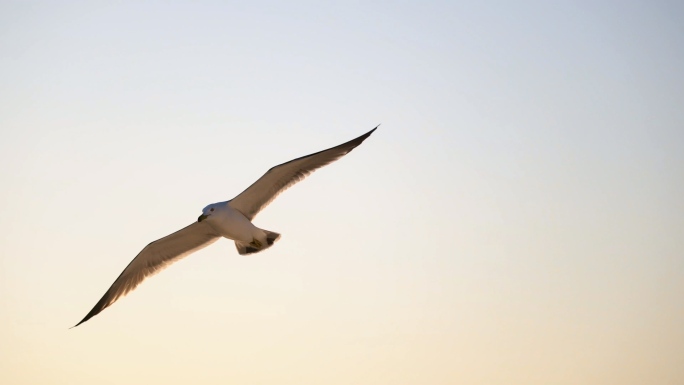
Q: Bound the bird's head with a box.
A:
[198,204,219,222]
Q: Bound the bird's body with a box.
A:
[201,201,281,254]
[74,126,377,327]
[204,201,264,244]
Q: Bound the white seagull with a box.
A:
[74,126,377,327]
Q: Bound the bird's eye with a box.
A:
[210,208,214,212]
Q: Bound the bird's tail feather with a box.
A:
[235,230,281,255]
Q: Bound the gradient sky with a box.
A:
[1,1,683,384]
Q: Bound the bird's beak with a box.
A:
[198,214,208,222]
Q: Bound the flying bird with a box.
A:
[74,126,377,327]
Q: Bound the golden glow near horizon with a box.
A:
[1,2,682,384]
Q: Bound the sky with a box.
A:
[1,1,683,384]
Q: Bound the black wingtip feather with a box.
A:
[261,125,378,175]
[338,125,378,153]
[72,294,109,328]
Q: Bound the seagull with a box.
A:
[73,126,377,327]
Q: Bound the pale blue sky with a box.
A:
[1,1,683,384]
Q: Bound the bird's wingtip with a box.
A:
[363,124,380,138]
[71,309,97,328]
[70,319,85,329]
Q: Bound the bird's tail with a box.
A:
[235,230,281,255]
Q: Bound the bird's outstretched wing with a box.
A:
[73,221,220,327]
[229,126,377,220]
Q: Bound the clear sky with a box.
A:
[1,1,682,384]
